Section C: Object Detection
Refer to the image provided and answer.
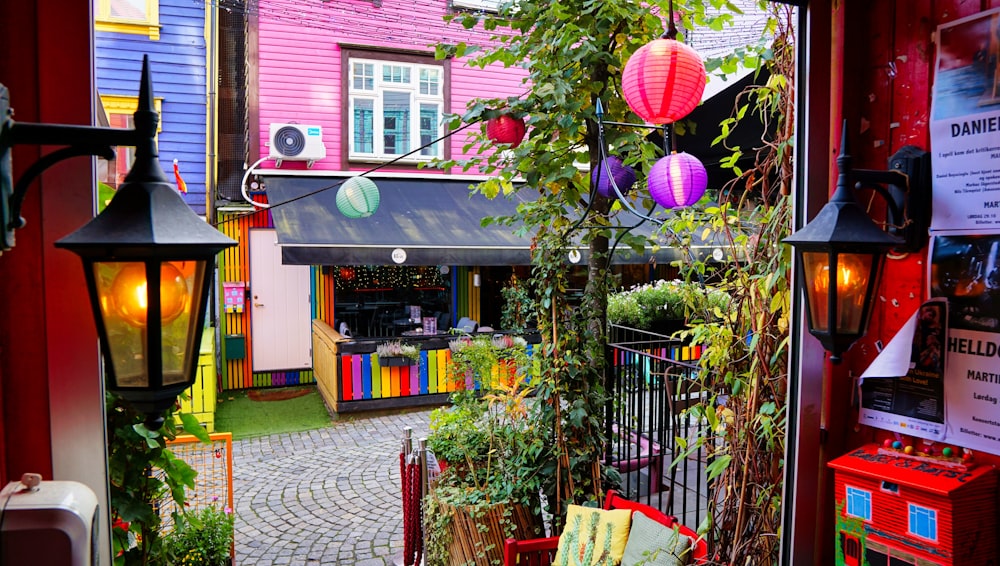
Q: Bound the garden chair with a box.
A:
[453,317,478,333]
[503,490,707,565]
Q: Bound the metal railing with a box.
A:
[605,324,710,530]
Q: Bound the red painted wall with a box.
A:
[833,0,1000,463]
[795,2,1000,562]
[0,0,106,490]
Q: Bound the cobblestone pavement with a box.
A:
[232,408,434,565]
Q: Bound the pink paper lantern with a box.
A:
[592,156,637,198]
[648,152,708,209]
[622,39,707,125]
[486,114,526,148]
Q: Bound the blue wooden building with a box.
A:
[94,0,212,216]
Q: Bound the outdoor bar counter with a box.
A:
[312,320,539,413]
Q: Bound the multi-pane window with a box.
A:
[348,57,443,161]
[99,95,162,189]
[908,504,937,541]
[95,0,160,39]
[845,487,872,521]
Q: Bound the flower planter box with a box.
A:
[379,355,416,367]
[436,500,542,566]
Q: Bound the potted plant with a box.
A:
[161,502,235,566]
[424,373,545,566]
[447,334,529,389]
[376,340,421,366]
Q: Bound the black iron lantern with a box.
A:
[2,56,236,427]
[785,125,930,363]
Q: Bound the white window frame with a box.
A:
[452,0,501,12]
[347,57,444,163]
[94,0,161,40]
[845,486,872,521]
[907,503,938,542]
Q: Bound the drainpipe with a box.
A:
[206,0,218,220]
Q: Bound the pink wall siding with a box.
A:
[257,0,527,172]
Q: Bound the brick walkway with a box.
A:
[232,408,434,565]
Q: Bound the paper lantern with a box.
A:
[336,177,380,218]
[648,152,708,209]
[622,39,706,124]
[592,156,637,198]
[486,114,526,148]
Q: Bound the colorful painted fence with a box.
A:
[313,320,538,412]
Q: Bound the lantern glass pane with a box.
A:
[802,251,874,335]
[94,261,148,387]
[161,260,205,386]
[833,253,873,334]
[94,260,203,388]
[801,251,830,332]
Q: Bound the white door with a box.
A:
[249,229,312,371]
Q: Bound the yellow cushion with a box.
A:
[553,505,632,566]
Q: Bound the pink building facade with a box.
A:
[217,0,531,391]
[255,0,526,172]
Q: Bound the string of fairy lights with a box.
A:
[334,265,448,292]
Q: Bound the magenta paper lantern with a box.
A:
[592,156,637,198]
[648,152,708,209]
[622,39,707,124]
[486,114,526,148]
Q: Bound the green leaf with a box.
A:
[179,413,211,443]
[705,454,732,481]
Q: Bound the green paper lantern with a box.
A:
[336,177,380,218]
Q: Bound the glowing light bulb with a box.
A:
[812,253,869,303]
[108,263,190,327]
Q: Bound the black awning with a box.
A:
[263,174,720,266]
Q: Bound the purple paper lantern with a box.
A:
[648,152,708,209]
[592,156,637,198]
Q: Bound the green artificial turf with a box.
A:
[214,386,332,440]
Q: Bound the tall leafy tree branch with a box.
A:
[436,0,787,534]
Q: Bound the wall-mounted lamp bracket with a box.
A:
[783,123,932,363]
[851,144,931,254]
[0,85,145,252]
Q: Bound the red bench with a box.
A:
[503,490,708,565]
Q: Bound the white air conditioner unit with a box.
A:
[268,123,327,167]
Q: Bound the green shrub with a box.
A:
[607,279,729,330]
[162,504,234,566]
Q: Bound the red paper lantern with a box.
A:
[648,152,708,209]
[486,114,526,148]
[622,39,706,125]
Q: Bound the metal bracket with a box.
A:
[853,145,932,254]
[0,83,142,252]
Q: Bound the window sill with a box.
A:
[96,20,161,40]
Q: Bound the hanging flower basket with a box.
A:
[376,340,420,366]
